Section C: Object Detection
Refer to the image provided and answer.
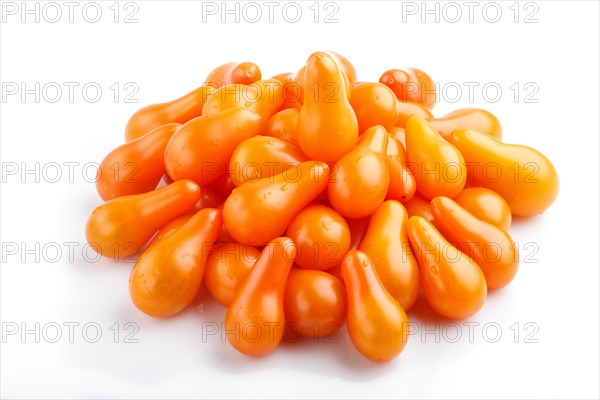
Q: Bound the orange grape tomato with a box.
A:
[201,79,284,130]
[407,216,487,319]
[430,196,519,290]
[264,108,300,147]
[349,82,399,132]
[203,61,261,87]
[283,269,347,338]
[453,187,512,231]
[225,237,297,356]
[164,108,262,186]
[125,85,215,142]
[229,136,307,186]
[342,250,409,362]
[286,204,351,270]
[297,52,358,162]
[405,115,466,199]
[328,125,390,218]
[429,108,502,140]
[223,161,330,245]
[97,123,181,201]
[380,68,437,110]
[358,200,419,311]
[449,129,559,217]
[204,243,261,306]
[129,208,222,317]
[85,179,201,259]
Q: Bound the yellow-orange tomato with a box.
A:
[380,68,437,110]
[286,204,351,270]
[97,123,181,201]
[454,187,512,231]
[223,161,330,245]
[405,115,466,199]
[429,108,502,140]
[328,125,390,218]
[85,180,201,259]
[350,82,399,132]
[129,208,222,317]
[342,250,409,362]
[201,79,284,130]
[203,61,261,87]
[449,129,559,217]
[430,196,519,290]
[164,108,262,186]
[229,136,307,186]
[125,86,215,142]
[225,237,297,356]
[358,200,420,311]
[283,269,347,338]
[407,216,487,319]
[204,243,261,306]
[297,52,358,162]
[264,108,300,147]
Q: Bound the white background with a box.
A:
[1,1,599,398]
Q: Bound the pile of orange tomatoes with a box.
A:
[85,51,559,362]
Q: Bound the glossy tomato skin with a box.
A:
[223,161,330,245]
[430,196,519,289]
[342,250,409,363]
[358,201,420,311]
[225,237,297,356]
[297,52,358,163]
[320,50,357,84]
[380,68,436,110]
[203,61,261,87]
[454,187,512,231]
[201,79,284,131]
[125,86,215,141]
[97,123,181,201]
[283,269,347,338]
[396,101,433,128]
[146,214,192,249]
[129,208,222,317]
[229,136,307,186]
[405,115,466,199]
[328,125,390,219]
[429,108,502,140]
[449,129,559,217]
[350,82,399,133]
[164,108,262,186]
[286,204,351,270]
[204,243,261,306]
[407,216,487,319]
[85,180,201,259]
[264,108,300,147]
[386,134,416,203]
